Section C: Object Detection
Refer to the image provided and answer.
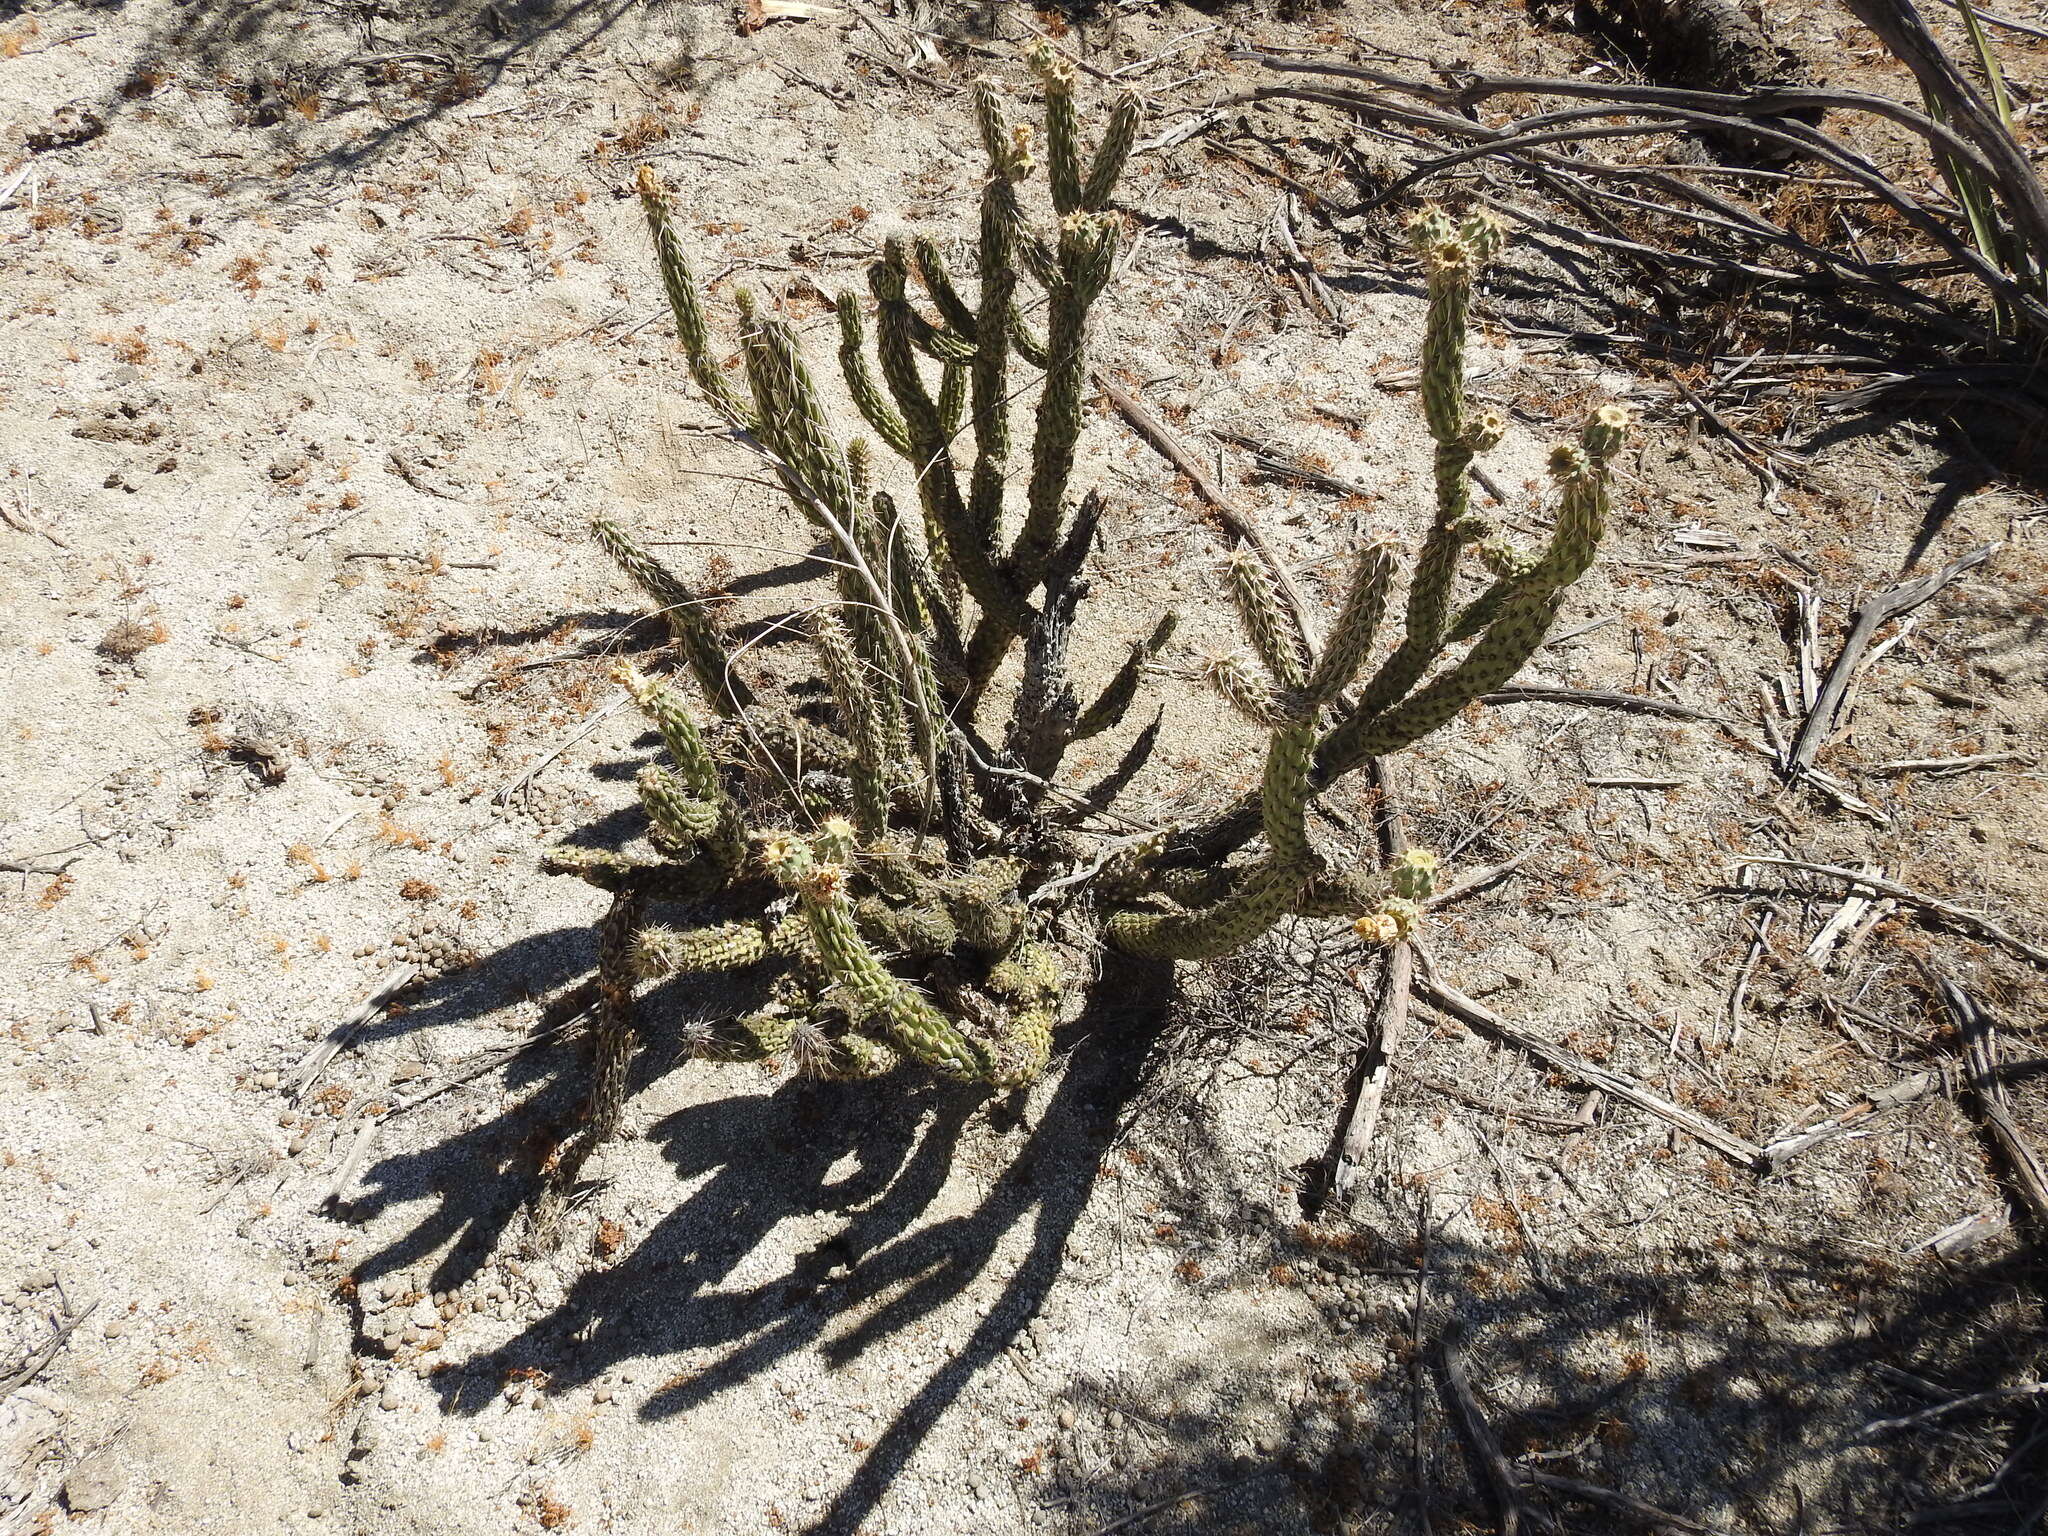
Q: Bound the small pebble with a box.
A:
[1057,1408,1075,1430]
[255,1071,279,1090]
[593,1385,614,1404]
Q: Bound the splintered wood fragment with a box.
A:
[1804,864,1880,965]
[293,968,419,1100]
[1329,758,1413,1204]
[1427,845,1543,911]
[1908,1209,2007,1256]
[1330,943,1413,1204]
[1416,973,1766,1168]
[1440,1332,1537,1536]
[323,1116,380,1207]
[1760,1071,1939,1171]
[1784,542,1999,775]
[1940,977,2048,1228]
[1737,856,2048,968]
[1726,902,1773,1049]
[0,1302,97,1398]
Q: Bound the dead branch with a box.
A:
[1441,1330,1546,1536]
[1784,542,1998,775]
[1940,976,2048,1229]
[1760,1070,1941,1171]
[1736,856,2048,969]
[1416,967,1767,1167]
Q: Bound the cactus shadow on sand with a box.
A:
[336,937,1180,1533]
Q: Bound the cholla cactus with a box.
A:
[522,72,1627,1249]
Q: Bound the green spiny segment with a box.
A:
[782,860,993,1080]
[837,294,912,457]
[540,846,728,902]
[1106,861,1304,960]
[1261,722,1317,869]
[1079,91,1141,210]
[1015,212,1116,589]
[1028,46,1081,214]
[592,519,747,715]
[945,857,1025,953]
[856,896,959,958]
[985,940,1061,1086]
[633,920,769,980]
[636,166,751,427]
[1201,652,1290,730]
[615,662,720,799]
[1389,848,1439,903]
[636,765,722,850]
[821,1030,899,1080]
[1301,541,1394,707]
[813,611,891,838]
[1225,549,1310,691]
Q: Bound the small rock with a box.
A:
[1057,1408,1076,1431]
[255,1071,280,1090]
[380,1386,401,1411]
[62,1454,125,1514]
[593,1385,614,1404]
[103,1318,127,1338]
[21,1269,55,1291]
[1107,1410,1126,1431]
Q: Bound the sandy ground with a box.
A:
[3,1,2046,1533]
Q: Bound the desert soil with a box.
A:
[2,1,2046,1533]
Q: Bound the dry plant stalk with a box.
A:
[523,53,1628,1248]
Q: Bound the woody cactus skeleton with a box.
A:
[528,57,1627,1244]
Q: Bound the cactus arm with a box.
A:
[529,888,644,1248]
[1079,92,1142,210]
[592,518,750,716]
[836,295,913,458]
[632,920,771,980]
[635,166,753,429]
[812,612,893,838]
[1301,540,1395,707]
[1225,549,1311,690]
[1012,212,1116,591]
[1106,860,1302,959]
